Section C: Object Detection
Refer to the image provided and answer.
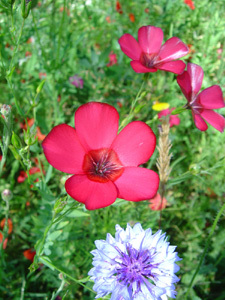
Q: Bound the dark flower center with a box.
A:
[116,245,154,289]
[82,148,124,183]
[140,52,159,68]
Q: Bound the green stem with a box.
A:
[119,73,149,130]
[40,257,95,294]
[9,18,25,71]
[55,0,67,68]
[0,115,12,177]
[185,202,225,299]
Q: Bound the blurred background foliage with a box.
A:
[0,0,225,299]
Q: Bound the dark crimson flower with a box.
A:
[116,1,123,14]
[158,108,180,127]
[23,249,36,262]
[177,63,225,132]
[107,51,118,67]
[118,25,189,74]
[184,0,195,10]
[42,102,159,210]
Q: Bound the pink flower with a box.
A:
[177,63,225,132]
[118,25,189,74]
[42,102,159,210]
[158,108,180,127]
[69,75,84,89]
[107,51,118,67]
[149,193,167,211]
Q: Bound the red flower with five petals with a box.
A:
[42,102,159,210]
[118,25,189,74]
[177,63,225,132]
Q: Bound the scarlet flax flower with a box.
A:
[0,218,13,250]
[23,249,36,262]
[129,13,135,22]
[107,51,118,67]
[149,193,167,210]
[42,102,159,210]
[158,108,180,128]
[118,25,189,74]
[184,0,195,10]
[116,1,123,14]
[177,63,225,132]
[89,223,181,299]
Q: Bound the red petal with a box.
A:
[114,167,159,201]
[75,102,119,151]
[187,63,204,95]
[201,110,225,132]
[198,85,225,109]
[130,60,157,73]
[177,70,192,101]
[42,124,86,174]
[158,37,189,62]
[65,175,118,210]
[138,26,163,55]
[118,33,142,60]
[192,112,208,131]
[169,115,180,127]
[157,60,186,74]
[111,121,156,167]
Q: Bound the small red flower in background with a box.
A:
[0,218,13,234]
[23,249,36,262]
[118,25,189,74]
[17,158,44,183]
[184,0,195,10]
[129,13,135,22]
[107,51,118,67]
[116,1,123,14]
[39,72,46,79]
[42,102,159,210]
[20,118,46,141]
[106,16,111,23]
[149,193,167,210]
[177,63,225,132]
[158,108,180,128]
[144,8,149,13]
[0,218,13,249]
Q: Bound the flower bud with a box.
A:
[11,131,22,149]
[0,104,11,118]
[1,189,13,202]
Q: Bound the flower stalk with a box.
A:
[156,116,172,228]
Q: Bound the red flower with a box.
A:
[149,193,167,210]
[184,0,195,10]
[158,108,180,127]
[42,102,159,210]
[0,218,13,234]
[129,13,135,22]
[118,25,189,74]
[107,51,118,67]
[116,1,123,14]
[0,218,13,250]
[20,118,46,141]
[23,249,36,262]
[177,63,225,132]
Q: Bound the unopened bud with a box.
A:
[1,189,13,202]
[11,132,22,149]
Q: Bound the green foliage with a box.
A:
[0,0,225,299]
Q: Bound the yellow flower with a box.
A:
[152,102,170,111]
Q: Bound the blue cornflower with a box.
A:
[88,223,181,300]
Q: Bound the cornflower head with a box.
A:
[88,223,181,299]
